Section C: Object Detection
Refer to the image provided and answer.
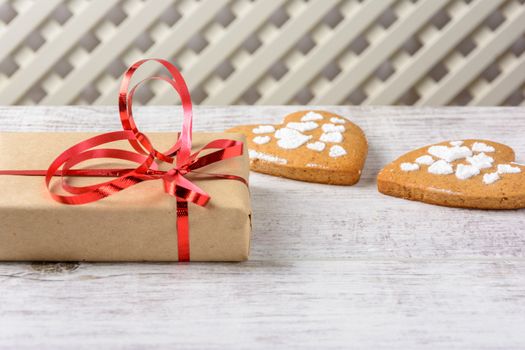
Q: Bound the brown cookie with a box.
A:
[225,110,367,185]
[378,139,525,209]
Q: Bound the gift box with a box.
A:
[0,132,251,261]
[0,59,251,262]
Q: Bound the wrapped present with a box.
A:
[0,59,251,262]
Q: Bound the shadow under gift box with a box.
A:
[0,132,251,262]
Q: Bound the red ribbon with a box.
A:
[0,58,247,261]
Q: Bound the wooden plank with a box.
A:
[0,106,523,260]
[0,260,524,349]
[40,0,175,105]
[1,105,523,169]
[0,1,119,105]
[366,0,504,105]
[0,106,524,349]
[249,174,525,260]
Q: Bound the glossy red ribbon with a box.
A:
[0,58,246,261]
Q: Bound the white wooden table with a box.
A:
[0,106,524,349]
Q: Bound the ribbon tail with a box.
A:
[188,171,248,186]
[176,200,190,262]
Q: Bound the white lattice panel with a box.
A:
[0,0,524,106]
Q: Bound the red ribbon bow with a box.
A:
[1,58,247,261]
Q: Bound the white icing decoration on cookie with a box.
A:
[466,152,494,169]
[301,111,324,121]
[252,125,275,134]
[320,132,343,143]
[428,187,459,195]
[497,164,521,174]
[481,164,521,185]
[321,123,345,133]
[428,160,454,175]
[329,145,347,158]
[274,127,312,149]
[330,117,346,124]
[248,150,287,164]
[483,172,500,185]
[306,141,325,152]
[306,163,328,168]
[406,140,519,185]
[253,136,271,145]
[400,162,419,172]
[415,155,434,165]
[428,145,472,162]
[455,164,480,180]
[472,142,495,153]
[286,121,319,132]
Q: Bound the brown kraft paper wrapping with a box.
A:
[0,132,251,261]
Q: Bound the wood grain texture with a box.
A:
[0,261,525,349]
[0,106,524,349]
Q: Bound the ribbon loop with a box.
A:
[119,59,193,161]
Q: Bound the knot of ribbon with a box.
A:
[3,59,247,261]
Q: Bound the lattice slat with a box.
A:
[0,0,61,63]
[94,0,229,105]
[417,0,525,105]
[0,0,119,104]
[258,0,395,105]
[312,0,450,105]
[0,0,524,106]
[151,0,288,104]
[470,52,525,105]
[204,0,338,105]
[366,0,506,105]
[41,0,175,104]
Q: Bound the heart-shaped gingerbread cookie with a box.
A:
[226,110,367,185]
[378,140,525,209]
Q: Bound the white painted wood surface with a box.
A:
[0,106,524,349]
